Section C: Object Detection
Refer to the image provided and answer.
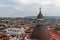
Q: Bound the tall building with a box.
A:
[31,8,50,40]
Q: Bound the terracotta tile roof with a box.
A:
[48,30,60,40]
[0,32,7,38]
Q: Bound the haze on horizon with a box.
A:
[0,0,60,17]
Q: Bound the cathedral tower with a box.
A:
[31,8,49,40]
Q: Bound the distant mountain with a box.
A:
[24,16,60,19]
[24,16,60,23]
[24,16,36,19]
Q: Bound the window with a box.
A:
[3,39,5,40]
[6,38,9,40]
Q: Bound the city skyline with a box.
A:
[0,0,60,17]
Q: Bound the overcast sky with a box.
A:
[0,0,60,17]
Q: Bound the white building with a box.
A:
[5,27,25,40]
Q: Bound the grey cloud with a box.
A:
[0,0,60,17]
